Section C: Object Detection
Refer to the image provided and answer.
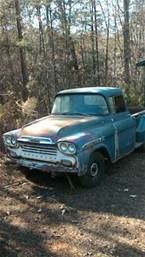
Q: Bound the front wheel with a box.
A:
[79,152,105,188]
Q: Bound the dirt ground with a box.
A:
[0,151,145,257]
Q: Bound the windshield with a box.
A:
[51,93,109,116]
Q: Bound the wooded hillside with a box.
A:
[0,0,145,133]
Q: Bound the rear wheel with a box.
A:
[79,152,105,188]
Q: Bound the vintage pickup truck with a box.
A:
[3,87,145,187]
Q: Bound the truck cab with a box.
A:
[3,87,145,187]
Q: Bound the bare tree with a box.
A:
[36,5,45,55]
[92,0,100,86]
[123,0,130,88]
[14,0,28,101]
[98,0,110,84]
[90,0,96,83]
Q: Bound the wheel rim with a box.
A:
[90,162,99,177]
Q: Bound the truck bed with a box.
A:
[128,106,145,115]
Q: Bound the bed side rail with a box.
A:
[131,109,145,118]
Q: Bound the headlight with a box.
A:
[5,136,11,145]
[60,142,68,153]
[4,136,17,147]
[11,137,17,146]
[58,142,76,155]
[68,144,76,154]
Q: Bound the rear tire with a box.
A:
[79,152,105,188]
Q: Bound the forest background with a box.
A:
[0,0,145,137]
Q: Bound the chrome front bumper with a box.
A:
[16,158,79,173]
[6,146,79,173]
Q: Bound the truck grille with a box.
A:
[19,142,57,156]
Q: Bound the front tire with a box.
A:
[79,152,105,188]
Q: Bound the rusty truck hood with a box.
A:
[20,115,102,142]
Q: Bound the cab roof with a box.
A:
[57,87,122,97]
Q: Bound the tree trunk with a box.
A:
[36,5,45,55]
[105,22,109,84]
[123,0,130,89]
[92,0,100,86]
[14,0,28,101]
[57,0,79,87]
[98,0,110,85]
[49,5,58,92]
[90,0,96,83]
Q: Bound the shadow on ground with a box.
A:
[1,151,145,257]
[24,151,145,221]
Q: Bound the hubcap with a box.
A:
[90,162,99,177]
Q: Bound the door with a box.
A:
[109,95,136,158]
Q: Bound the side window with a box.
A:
[109,97,116,113]
[109,96,126,113]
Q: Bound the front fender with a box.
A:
[77,142,112,176]
[82,138,112,159]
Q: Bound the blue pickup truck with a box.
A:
[3,87,145,187]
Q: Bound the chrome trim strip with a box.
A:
[17,136,53,144]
